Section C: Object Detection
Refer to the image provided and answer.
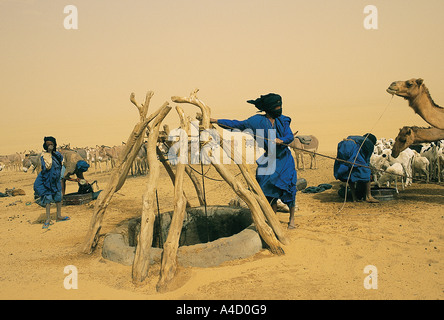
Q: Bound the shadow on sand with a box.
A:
[305,180,444,205]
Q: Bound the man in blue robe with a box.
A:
[34,136,70,228]
[334,133,379,203]
[210,93,298,229]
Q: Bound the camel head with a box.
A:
[392,126,415,158]
[387,78,424,100]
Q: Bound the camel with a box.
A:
[391,126,444,158]
[387,78,444,130]
[288,134,319,170]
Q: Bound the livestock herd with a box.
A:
[0,144,148,176]
[1,137,443,194]
[370,138,444,192]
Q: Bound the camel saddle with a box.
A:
[295,135,312,145]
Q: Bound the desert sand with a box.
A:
[0,153,443,300]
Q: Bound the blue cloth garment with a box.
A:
[301,183,332,194]
[217,114,297,205]
[333,136,374,183]
[34,151,63,207]
[75,160,89,173]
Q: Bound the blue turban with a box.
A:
[75,160,90,173]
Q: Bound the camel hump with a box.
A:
[295,135,312,145]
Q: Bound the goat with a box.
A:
[412,150,430,183]
[378,162,405,193]
[386,148,414,187]
[370,153,390,183]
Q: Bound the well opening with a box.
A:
[102,205,262,268]
[128,205,254,248]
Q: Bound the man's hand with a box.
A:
[275,138,284,144]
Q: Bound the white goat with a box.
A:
[412,151,430,183]
[370,153,390,183]
[385,148,414,187]
[378,162,405,193]
[422,144,441,182]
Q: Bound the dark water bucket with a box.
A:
[338,185,397,202]
[63,190,102,205]
[370,187,397,201]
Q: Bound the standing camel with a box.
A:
[288,134,319,170]
[387,78,444,130]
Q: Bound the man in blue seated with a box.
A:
[334,133,379,203]
[210,93,298,229]
[60,149,90,196]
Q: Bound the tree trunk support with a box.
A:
[82,91,168,254]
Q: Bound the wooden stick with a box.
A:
[132,104,172,284]
[172,89,211,129]
[82,92,167,254]
[157,106,190,291]
[230,137,289,245]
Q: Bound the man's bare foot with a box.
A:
[366,196,379,203]
[288,221,296,229]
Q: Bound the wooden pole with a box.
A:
[82,91,166,254]
[230,137,289,245]
[156,106,190,291]
[132,104,172,284]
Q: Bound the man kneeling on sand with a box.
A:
[333,133,379,203]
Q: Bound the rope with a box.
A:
[337,95,395,212]
[156,106,442,221]
[158,124,442,186]
[155,189,163,249]
[187,163,243,181]
[209,99,444,190]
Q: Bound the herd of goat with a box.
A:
[1,138,443,193]
[370,138,443,192]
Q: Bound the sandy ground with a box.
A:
[0,154,443,300]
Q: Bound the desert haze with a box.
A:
[0,0,443,301]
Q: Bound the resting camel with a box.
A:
[391,126,444,158]
[387,78,444,130]
[288,134,319,170]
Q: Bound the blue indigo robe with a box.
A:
[218,114,297,204]
[34,152,63,206]
[333,136,374,183]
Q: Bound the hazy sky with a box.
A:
[1,0,444,154]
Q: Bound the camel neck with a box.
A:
[409,88,443,123]
[413,127,444,143]
[409,91,433,114]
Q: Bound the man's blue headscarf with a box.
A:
[247,93,282,112]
